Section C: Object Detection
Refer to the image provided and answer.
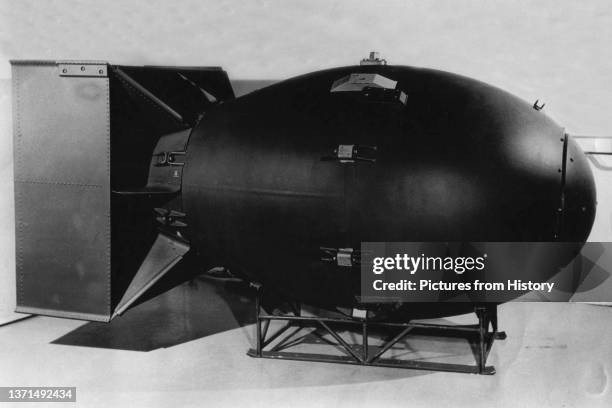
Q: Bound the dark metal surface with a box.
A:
[183,64,596,316]
[145,129,191,194]
[107,64,234,318]
[114,65,234,129]
[111,66,186,127]
[113,233,190,318]
[12,61,111,321]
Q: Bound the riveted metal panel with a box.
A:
[12,60,111,321]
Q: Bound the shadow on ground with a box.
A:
[52,260,255,351]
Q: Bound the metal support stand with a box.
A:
[247,284,506,375]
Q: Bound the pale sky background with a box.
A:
[1,0,612,318]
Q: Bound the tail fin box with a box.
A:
[11,60,230,321]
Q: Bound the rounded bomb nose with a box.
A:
[559,135,596,242]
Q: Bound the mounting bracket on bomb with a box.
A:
[320,247,362,267]
[322,144,377,163]
[155,151,186,166]
[330,71,408,105]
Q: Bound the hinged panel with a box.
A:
[12,60,111,321]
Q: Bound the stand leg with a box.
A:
[490,305,507,340]
[362,321,368,363]
[252,283,263,357]
[475,306,487,374]
[292,302,301,317]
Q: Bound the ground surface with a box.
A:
[0,276,610,408]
